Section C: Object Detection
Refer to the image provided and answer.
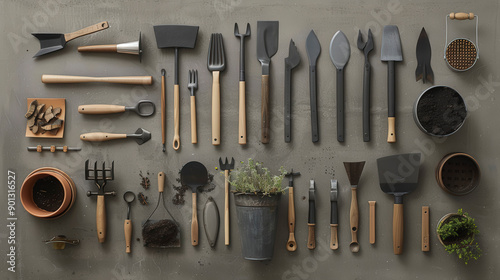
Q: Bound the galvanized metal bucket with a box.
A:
[234,193,281,261]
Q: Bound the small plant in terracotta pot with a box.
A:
[437,209,481,264]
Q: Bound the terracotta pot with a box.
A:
[436,153,480,196]
[21,168,76,219]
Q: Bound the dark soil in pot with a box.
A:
[416,86,466,136]
[33,176,64,212]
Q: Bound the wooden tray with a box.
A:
[25,98,66,138]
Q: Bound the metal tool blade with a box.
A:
[306,30,321,66]
[415,27,434,83]
[329,31,351,69]
[127,128,151,145]
[285,39,300,70]
[152,25,199,49]
[376,153,421,202]
[308,180,316,224]
[381,25,403,62]
[257,21,279,75]
[330,180,338,202]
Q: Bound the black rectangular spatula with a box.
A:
[377,153,421,255]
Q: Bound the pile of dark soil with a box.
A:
[417,87,466,136]
[142,220,180,247]
[33,176,64,212]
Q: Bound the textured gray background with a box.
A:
[1,0,499,279]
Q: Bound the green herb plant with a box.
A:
[437,209,481,265]
[228,158,286,195]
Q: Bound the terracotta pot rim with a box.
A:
[21,168,75,218]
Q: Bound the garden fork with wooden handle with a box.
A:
[207,33,226,145]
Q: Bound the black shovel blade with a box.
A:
[377,153,421,203]
[285,39,300,69]
[32,33,66,57]
[415,28,434,83]
[180,161,208,193]
[153,25,199,49]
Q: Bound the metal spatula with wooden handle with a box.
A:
[377,153,421,255]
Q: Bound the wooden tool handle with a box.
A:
[124,219,132,253]
[369,201,376,244]
[261,75,270,144]
[191,192,198,246]
[80,132,127,142]
[350,188,359,244]
[78,44,117,52]
[97,195,106,243]
[422,206,430,251]
[224,170,230,246]
[307,224,316,249]
[330,224,338,250]
[212,71,221,145]
[287,187,296,251]
[393,204,404,255]
[190,96,197,144]
[172,84,180,150]
[238,81,247,145]
[158,172,165,193]
[450,12,474,20]
[41,75,153,85]
[64,21,109,42]
[161,72,166,149]
[388,117,396,143]
[78,104,125,114]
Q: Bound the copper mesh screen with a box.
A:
[445,39,477,71]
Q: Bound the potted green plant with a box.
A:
[229,159,286,261]
[437,209,481,264]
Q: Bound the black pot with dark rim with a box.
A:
[413,86,467,137]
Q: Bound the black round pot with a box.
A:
[413,86,467,137]
[233,192,281,261]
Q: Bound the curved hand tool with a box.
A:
[330,31,351,142]
[219,157,235,246]
[78,100,155,117]
[208,33,226,146]
[284,39,300,143]
[33,21,109,57]
[257,21,279,144]
[357,29,374,142]
[80,128,151,145]
[188,70,198,144]
[234,23,250,144]
[123,191,135,253]
[285,170,300,251]
[306,30,321,143]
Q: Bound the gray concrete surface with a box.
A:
[1,0,499,279]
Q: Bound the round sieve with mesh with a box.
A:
[445,39,478,71]
[436,153,480,196]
